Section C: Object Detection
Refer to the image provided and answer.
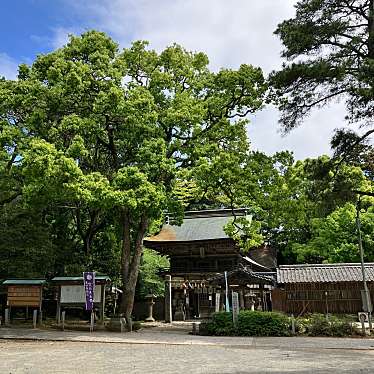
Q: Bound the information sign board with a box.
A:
[60,285,101,304]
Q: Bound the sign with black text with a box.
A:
[83,272,95,311]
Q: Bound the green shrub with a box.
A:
[203,312,357,337]
[304,314,331,336]
[205,312,235,336]
[301,314,355,337]
[203,311,290,336]
[329,320,352,337]
[237,311,290,337]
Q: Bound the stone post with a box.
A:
[61,311,66,331]
[4,308,10,326]
[32,310,38,329]
[145,294,156,322]
[165,275,172,323]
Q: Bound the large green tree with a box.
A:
[0,31,267,328]
[271,0,374,149]
[293,201,374,263]
[260,155,369,263]
[197,149,369,263]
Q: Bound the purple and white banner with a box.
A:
[83,272,95,311]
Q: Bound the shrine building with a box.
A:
[143,208,276,321]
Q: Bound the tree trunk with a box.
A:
[120,213,148,331]
[121,210,131,284]
[368,0,374,58]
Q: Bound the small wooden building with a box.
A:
[51,275,110,323]
[208,265,275,311]
[3,279,46,322]
[273,263,374,315]
[144,209,276,320]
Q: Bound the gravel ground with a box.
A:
[1,340,374,374]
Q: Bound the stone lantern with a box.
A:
[145,294,156,322]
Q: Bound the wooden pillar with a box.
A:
[185,289,191,320]
[56,287,61,324]
[165,275,172,323]
[239,288,245,310]
[99,284,106,324]
[197,292,200,317]
[259,284,263,311]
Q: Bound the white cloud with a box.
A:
[65,0,296,72]
[56,0,356,159]
[0,53,19,80]
[249,103,348,159]
[51,27,85,49]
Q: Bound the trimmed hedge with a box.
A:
[200,311,357,337]
[237,310,290,336]
[203,311,290,337]
[204,312,236,336]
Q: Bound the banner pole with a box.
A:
[225,271,230,312]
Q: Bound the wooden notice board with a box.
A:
[7,286,42,307]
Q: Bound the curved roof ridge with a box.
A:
[279,263,374,268]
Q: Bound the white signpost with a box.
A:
[232,291,239,326]
[224,271,230,312]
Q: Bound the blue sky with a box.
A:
[2,1,72,62]
[0,0,351,160]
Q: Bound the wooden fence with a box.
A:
[272,282,374,315]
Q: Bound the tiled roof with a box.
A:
[277,263,374,284]
[144,208,250,243]
[51,275,110,283]
[3,279,46,285]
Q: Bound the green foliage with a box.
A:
[196,146,369,261]
[205,312,236,336]
[293,203,374,263]
[137,248,169,298]
[299,314,356,337]
[271,0,374,131]
[303,314,331,337]
[0,203,56,278]
[89,225,122,279]
[203,312,357,337]
[1,31,267,316]
[331,129,374,182]
[204,311,290,336]
[236,311,290,337]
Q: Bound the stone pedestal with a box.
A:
[145,294,156,322]
[106,317,127,332]
[4,308,10,326]
[174,300,185,321]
